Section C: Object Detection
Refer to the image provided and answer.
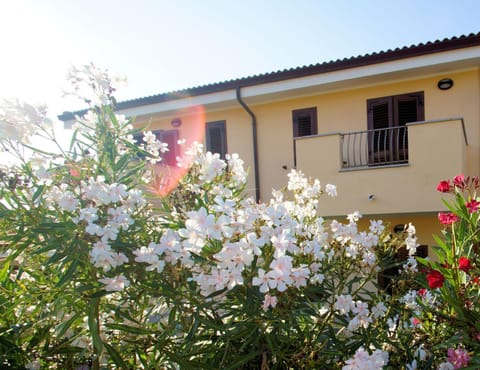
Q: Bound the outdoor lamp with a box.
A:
[437,78,454,90]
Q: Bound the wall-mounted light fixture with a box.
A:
[368,194,375,201]
[171,118,182,127]
[437,78,454,90]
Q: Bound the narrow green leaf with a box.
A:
[22,143,57,156]
[56,313,80,339]
[105,323,152,335]
[0,258,11,282]
[225,350,262,370]
[56,259,80,287]
[165,350,217,369]
[31,184,45,203]
[104,342,128,368]
[87,297,103,355]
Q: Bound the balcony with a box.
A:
[341,126,409,169]
[295,118,468,216]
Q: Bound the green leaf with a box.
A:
[22,143,57,156]
[87,297,103,355]
[28,324,51,349]
[104,323,152,335]
[104,342,128,368]
[31,184,45,203]
[56,259,80,287]
[225,349,262,370]
[56,313,80,339]
[68,128,80,152]
[165,350,217,369]
[0,258,11,282]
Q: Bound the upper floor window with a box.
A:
[206,120,227,158]
[292,107,317,167]
[367,92,424,165]
[367,92,424,131]
[292,107,318,138]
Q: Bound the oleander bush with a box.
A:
[0,64,478,369]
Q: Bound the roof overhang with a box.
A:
[125,46,480,118]
[60,40,480,127]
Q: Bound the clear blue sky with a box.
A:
[1,0,479,119]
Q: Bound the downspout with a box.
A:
[236,87,260,202]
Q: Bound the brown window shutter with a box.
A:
[292,107,318,138]
[367,97,392,130]
[394,92,424,126]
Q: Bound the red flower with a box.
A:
[459,256,473,272]
[453,174,466,189]
[437,180,451,193]
[426,270,444,289]
[418,288,427,297]
[466,199,480,213]
[438,212,459,225]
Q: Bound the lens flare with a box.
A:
[150,104,205,197]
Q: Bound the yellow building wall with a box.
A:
[249,69,479,202]
[134,106,257,197]
[133,68,479,217]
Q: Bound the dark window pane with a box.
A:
[206,120,227,158]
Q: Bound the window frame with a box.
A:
[292,107,318,138]
[206,120,228,158]
[366,92,424,165]
[292,107,318,167]
[367,92,424,130]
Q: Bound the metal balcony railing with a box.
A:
[341,126,409,169]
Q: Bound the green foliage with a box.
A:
[0,64,456,369]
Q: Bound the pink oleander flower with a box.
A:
[438,212,459,225]
[437,180,451,193]
[465,199,480,213]
[447,347,471,369]
[262,293,278,311]
[458,257,473,273]
[426,270,444,289]
[453,174,466,190]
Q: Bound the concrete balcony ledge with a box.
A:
[295,117,467,216]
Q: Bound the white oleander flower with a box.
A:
[99,274,130,292]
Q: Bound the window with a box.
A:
[157,129,179,166]
[134,129,179,166]
[206,120,227,158]
[367,92,424,164]
[292,107,317,138]
[292,107,317,167]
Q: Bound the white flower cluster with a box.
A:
[47,176,144,291]
[343,347,389,370]
[334,295,387,333]
[130,157,387,314]
[64,63,127,107]
[0,98,50,144]
[330,215,385,268]
[140,131,169,164]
